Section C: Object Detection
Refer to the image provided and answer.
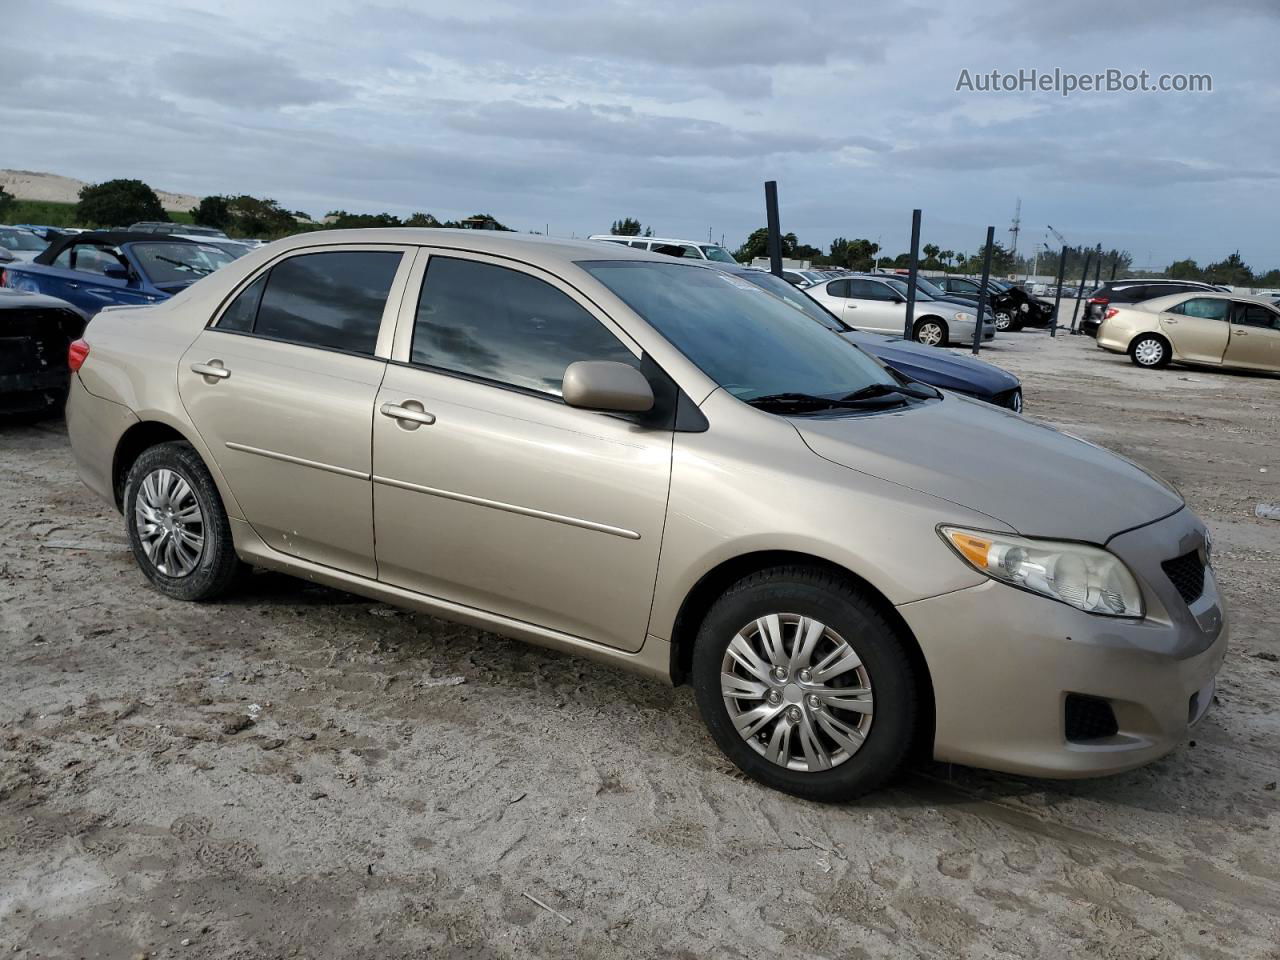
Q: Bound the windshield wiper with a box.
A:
[154,255,213,276]
[841,382,939,402]
[746,390,909,413]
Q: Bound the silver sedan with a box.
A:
[806,275,995,346]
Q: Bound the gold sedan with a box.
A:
[1097,291,1280,372]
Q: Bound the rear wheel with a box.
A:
[1129,334,1170,369]
[691,567,919,802]
[913,317,948,347]
[124,441,242,601]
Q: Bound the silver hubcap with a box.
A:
[1135,339,1164,366]
[134,468,205,577]
[720,614,874,772]
[917,323,943,346]
[995,312,1011,330]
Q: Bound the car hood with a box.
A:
[794,397,1182,542]
[842,331,1017,393]
[918,295,980,316]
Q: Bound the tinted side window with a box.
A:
[216,274,267,332]
[254,251,401,354]
[849,279,895,300]
[411,257,635,397]
[1171,298,1229,320]
[825,279,851,297]
[1235,304,1279,329]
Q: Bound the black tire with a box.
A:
[1129,333,1171,369]
[123,441,242,601]
[691,566,919,802]
[913,317,948,347]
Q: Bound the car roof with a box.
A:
[1139,290,1279,309]
[278,228,671,270]
[589,234,724,247]
[32,230,199,265]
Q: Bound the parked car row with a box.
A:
[57,228,1225,802]
[1080,278,1229,336]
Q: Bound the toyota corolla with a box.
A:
[65,230,1227,801]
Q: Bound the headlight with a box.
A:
[939,526,1144,617]
[953,312,974,323]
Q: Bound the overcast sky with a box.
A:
[3,0,1276,268]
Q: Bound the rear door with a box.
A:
[179,244,414,577]
[1160,297,1230,363]
[370,250,674,651]
[1224,302,1280,371]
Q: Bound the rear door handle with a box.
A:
[380,401,436,427]
[66,282,80,289]
[191,360,230,380]
[1234,330,1248,336]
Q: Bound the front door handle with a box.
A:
[66,282,80,289]
[191,360,231,380]
[1234,330,1248,336]
[380,401,436,428]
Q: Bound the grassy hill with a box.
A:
[4,199,195,229]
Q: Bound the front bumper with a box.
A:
[897,508,1227,778]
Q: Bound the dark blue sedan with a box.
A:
[722,265,1023,411]
[0,230,233,318]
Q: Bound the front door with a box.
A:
[1224,302,1280,371]
[371,251,673,651]
[179,246,412,577]
[1160,297,1230,364]
[846,278,904,334]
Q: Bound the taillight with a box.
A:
[0,268,7,287]
[1104,308,1119,320]
[1088,296,1109,305]
[68,339,90,372]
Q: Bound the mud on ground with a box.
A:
[1,330,1277,959]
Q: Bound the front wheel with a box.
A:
[1129,334,1171,369]
[913,318,948,347]
[691,567,919,802]
[124,441,242,601]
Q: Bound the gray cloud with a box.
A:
[158,52,352,109]
[1,0,1275,267]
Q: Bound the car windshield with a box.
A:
[914,276,946,298]
[882,277,936,301]
[0,228,47,251]
[734,270,847,332]
[132,242,233,283]
[699,244,737,264]
[580,261,896,403]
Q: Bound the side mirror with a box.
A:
[562,360,654,413]
[103,265,131,281]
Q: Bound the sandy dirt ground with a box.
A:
[2,326,1278,959]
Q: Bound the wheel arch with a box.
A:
[668,549,936,756]
[1128,329,1173,363]
[112,420,203,510]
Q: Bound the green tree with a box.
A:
[76,178,167,227]
[1255,268,1280,287]
[1166,258,1202,280]
[609,217,651,237]
[0,185,14,220]
[448,213,512,231]
[226,195,297,236]
[921,243,941,269]
[190,195,233,230]
[325,210,403,229]
[1204,251,1253,287]
[404,212,442,227]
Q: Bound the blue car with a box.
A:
[1,230,234,318]
[722,265,1023,411]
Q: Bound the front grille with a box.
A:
[1065,694,1118,742]
[1162,551,1205,605]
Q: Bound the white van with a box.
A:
[588,235,738,264]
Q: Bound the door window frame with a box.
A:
[205,242,417,360]
[386,248,646,404]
